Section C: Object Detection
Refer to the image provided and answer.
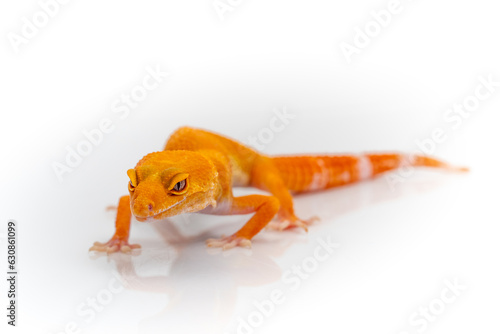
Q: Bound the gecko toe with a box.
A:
[121,245,131,253]
[107,245,119,253]
[89,244,105,252]
[267,215,319,232]
[206,235,252,250]
[90,238,141,254]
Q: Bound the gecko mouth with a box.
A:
[135,211,165,222]
[133,198,187,221]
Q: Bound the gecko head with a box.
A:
[127,151,219,221]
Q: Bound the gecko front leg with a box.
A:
[206,195,280,250]
[90,195,141,254]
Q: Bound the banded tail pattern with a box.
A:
[271,153,468,193]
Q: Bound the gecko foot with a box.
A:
[266,215,319,232]
[206,234,252,250]
[89,237,141,254]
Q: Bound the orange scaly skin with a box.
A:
[89,126,468,253]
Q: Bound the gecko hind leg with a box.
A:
[250,157,319,232]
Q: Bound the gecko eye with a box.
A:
[172,180,186,192]
[127,169,137,192]
[128,181,135,192]
[167,173,189,195]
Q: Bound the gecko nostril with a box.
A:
[148,204,153,212]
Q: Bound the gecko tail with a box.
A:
[410,155,469,172]
[271,153,468,193]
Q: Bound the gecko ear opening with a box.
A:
[127,169,138,189]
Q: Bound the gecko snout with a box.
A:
[132,197,156,217]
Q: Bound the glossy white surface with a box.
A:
[1,0,500,333]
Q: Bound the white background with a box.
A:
[1,0,499,333]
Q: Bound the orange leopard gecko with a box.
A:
[90,126,468,253]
